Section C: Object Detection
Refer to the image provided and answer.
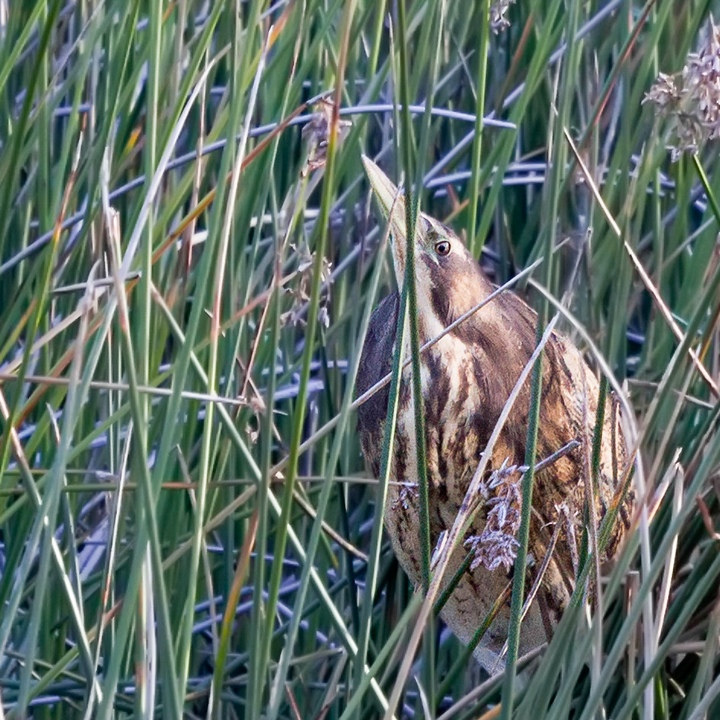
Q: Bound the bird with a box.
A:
[356,156,635,673]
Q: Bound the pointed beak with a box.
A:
[361,155,408,284]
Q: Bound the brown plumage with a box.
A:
[356,157,634,673]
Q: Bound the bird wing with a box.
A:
[356,292,399,475]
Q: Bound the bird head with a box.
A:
[362,155,493,340]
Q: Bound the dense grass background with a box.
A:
[1,0,720,717]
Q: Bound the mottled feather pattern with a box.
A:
[357,285,633,670]
[357,158,634,673]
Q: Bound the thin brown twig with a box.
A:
[563,125,719,399]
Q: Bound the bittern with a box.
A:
[356,156,634,673]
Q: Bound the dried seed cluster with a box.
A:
[491,0,516,33]
[645,21,720,160]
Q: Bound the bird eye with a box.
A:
[435,239,451,256]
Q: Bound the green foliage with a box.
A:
[0,0,719,717]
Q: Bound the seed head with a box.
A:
[645,20,720,160]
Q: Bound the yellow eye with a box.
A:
[435,239,451,256]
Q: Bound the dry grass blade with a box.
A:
[563,125,719,397]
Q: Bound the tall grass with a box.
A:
[1,1,719,717]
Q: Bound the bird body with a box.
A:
[356,157,634,673]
